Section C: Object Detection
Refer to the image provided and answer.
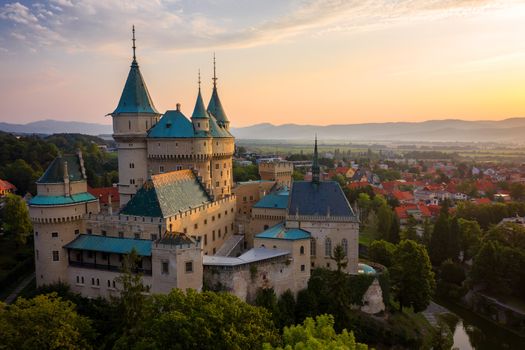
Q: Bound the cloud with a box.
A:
[0,0,514,55]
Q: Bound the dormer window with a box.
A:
[166,123,172,128]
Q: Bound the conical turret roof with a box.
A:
[207,86,229,124]
[192,89,208,120]
[112,60,159,115]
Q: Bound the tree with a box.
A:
[401,215,418,242]
[113,249,150,338]
[447,216,461,262]
[1,193,33,245]
[118,289,280,350]
[2,159,39,195]
[388,214,401,244]
[0,293,95,349]
[458,218,482,262]
[332,174,347,187]
[376,202,393,241]
[255,288,279,325]
[429,205,451,266]
[368,240,396,267]
[363,211,379,240]
[263,314,368,350]
[510,183,525,201]
[390,240,435,312]
[277,289,297,329]
[331,244,348,273]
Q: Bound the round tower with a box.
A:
[111,26,161,206]
[29,152,99,286]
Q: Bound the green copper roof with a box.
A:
[38,155,85,183]
[148,110,195,138]
[29,192,96,206]
[112,60,159,115]
[207,86,229,125]
[65,234,151,256]
[209,113,232,138]
[253,192,289,209]
[191,89,209,120]
[121,170,211,218]
[256,223,311,241]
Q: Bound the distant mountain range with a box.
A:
[2,118,525,142]
[0,120,112,136]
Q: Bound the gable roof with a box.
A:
[121,170,211,218]
[112,60,159,115]
[288,181,355,217]
[0,179,16,191]
[38,154,86,183]
[65,234,151,256]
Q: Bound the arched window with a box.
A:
[264,225,269,230]
[325,238,332,257]
[300,246,305,255]
[342,238,348,257]
[310,238,316,256]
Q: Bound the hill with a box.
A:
[0,119,112,136]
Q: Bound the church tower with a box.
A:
[111,26,161,206]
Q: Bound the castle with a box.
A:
[29,30,363,304]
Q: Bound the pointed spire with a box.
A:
[207,53,229,126]
[111,26,159,115]
[312,134,320,184]
[132,25,137,63]
[192,70,208,120]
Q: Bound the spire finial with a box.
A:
[312,134,320,184]
[132,25,136,62]
[212,52,217,88]
[198,69,201,91]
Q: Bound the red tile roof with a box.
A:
[88,186,119,205]
[0,179,16,192]
[392,190,414,201]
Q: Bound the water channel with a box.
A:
[434,299,525,349]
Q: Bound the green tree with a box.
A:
[332,174,347,187]
[264,314,368,350]
[119,289,280,350]
[0,293,94,349]
[422,219,432,247]
[401,215,418,242]
[292,170,305,181]
[331,244,348,273]
[1,193,33,245]
[458,218,482,262]
[2,159,39,195]
[368,240,396,267]
[388,214,401,244]
[429,205,451,266]
[376,202,393,241]
[363,211,379,240]
[391,240,435,312]
[277,289,296,329]
[510,183,525,201]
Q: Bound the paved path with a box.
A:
[4,272,35,304]
[422,301,450,326]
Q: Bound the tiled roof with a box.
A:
[38,155,85,183]
[88,186,119,205]
[0,179,16,191]
[256,222,310,240]
[121,170,211,218]
[288,181,355,217]
[156,232,195,246]
[253,192,289,209]
[392,190,414,201]
[65,234,151,256]
[112,60,159,115]
[148,110,195,138]
[29,192,97,206]
[208,113,232,138]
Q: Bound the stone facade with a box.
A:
[259,161,293,188]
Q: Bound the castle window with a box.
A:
[51,232,58,238]
[218,213,221,219]
[223,163,226,168]
[215,164,219,169]
[183,228,187,234]
[76,276,80,284]
[204,219,207,225]
[102,230,107,236]
[204,234,208,246]
[151,234,157,241]
[36,250,39,260]
[35,231,38,237]
[185,261,193,273]
[81,276,84,284]
[194,223,198,229]
[118,231,124,238]
[301,264,305,272]
[102,253,108,260]
[213,248,216,254]
[161,261,169,275]
[212,230,215,241]
[87,229,92,235]
[52,251,59,261]
[198,122,201,127]
[212,216,215,221]
[159,166,165,173]
[310,238,316,256]
[300,246,305,255]
[96,278,100,286]
[129,120,131,130]
[325,238,332,257]
[146,121,148,129]
[342,239,348,257]
[91,278,95,285]
[264,225,269,230]
[107,280,111,287]
[112,280,116,288]
[134,233,140,239]
[74,229,79,235]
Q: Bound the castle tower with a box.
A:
[206,55,235,199]
[29,152,100,286]
[111,26,161,206]
[191,71,210,134]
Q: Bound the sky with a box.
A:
[0,0,525,127]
